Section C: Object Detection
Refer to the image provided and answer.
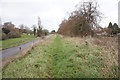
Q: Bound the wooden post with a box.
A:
[32,41,34,47]
[32,41,34,49]
[19,47,21,54]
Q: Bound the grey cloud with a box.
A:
[0,0,119,31]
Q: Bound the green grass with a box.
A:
[2,35,53,78]
[2,35,118,78]
[46,35,105,78]
[1,34,39,50]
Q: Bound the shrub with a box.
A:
[2,32,8,40]
[51,30,56,34]
[42,29,49,36]
[58,1,101,37]
[2,28,10,34]
[8,31,21,38]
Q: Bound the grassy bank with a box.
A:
[2,35,118,78]
[2,35,55,78]
[1,34,39,50]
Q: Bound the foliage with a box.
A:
[2,32,8,40]
[2,22,21,40]
[42,29,49,36]
[112,23,120,34]
[51,30,55,33]
[2,28,10,34]
[33,25,37,36]
[19,24,24,30]
[51,30,56,34]
[58,1,102,37]
[107,22,120,35]
[24,26,32,34]
[37,26,42,37]
[108,22,112,29]
[3,22,15,31]
[37,17,43,37]
[2,27,21,40]
[8,31,21,38]
[1,22,36,40]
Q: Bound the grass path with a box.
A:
[2,35,118,78]
[46,35,107,78]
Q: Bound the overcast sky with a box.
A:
[0,0,119,31]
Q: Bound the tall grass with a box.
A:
[2,36,54,78]
[2,35,118,78]
[46,35,108,78]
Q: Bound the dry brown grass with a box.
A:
[61,35,118,77]
[93,37,118,49]
[2,34,118,78]
[92,37,118,75]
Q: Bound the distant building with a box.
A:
[95,30,108,36]
[118,1,120,28]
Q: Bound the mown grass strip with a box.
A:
[1,34,39,50]
[46,35,100,78]
[45,35,118,78]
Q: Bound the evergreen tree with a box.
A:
[112,23,119,34]
[108,22,112,29]
[33,25,36,36]
[37,17,42,37]
[107,22,120,35]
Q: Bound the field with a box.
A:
[1,34,39,50]
[2,34,118,78]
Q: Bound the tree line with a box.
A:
[106,22,120,35]
[0,17,55,40]
[57,0,120,37]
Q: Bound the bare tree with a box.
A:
[58,0,102,37]
[42,29,49,35]
[25,26,31,34]
[37,17,43,37]
[38,17,42,28]
[3,22,15,31]
[19,24,25,30]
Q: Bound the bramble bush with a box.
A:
[2,32,8,40]
[8,31,21,38]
